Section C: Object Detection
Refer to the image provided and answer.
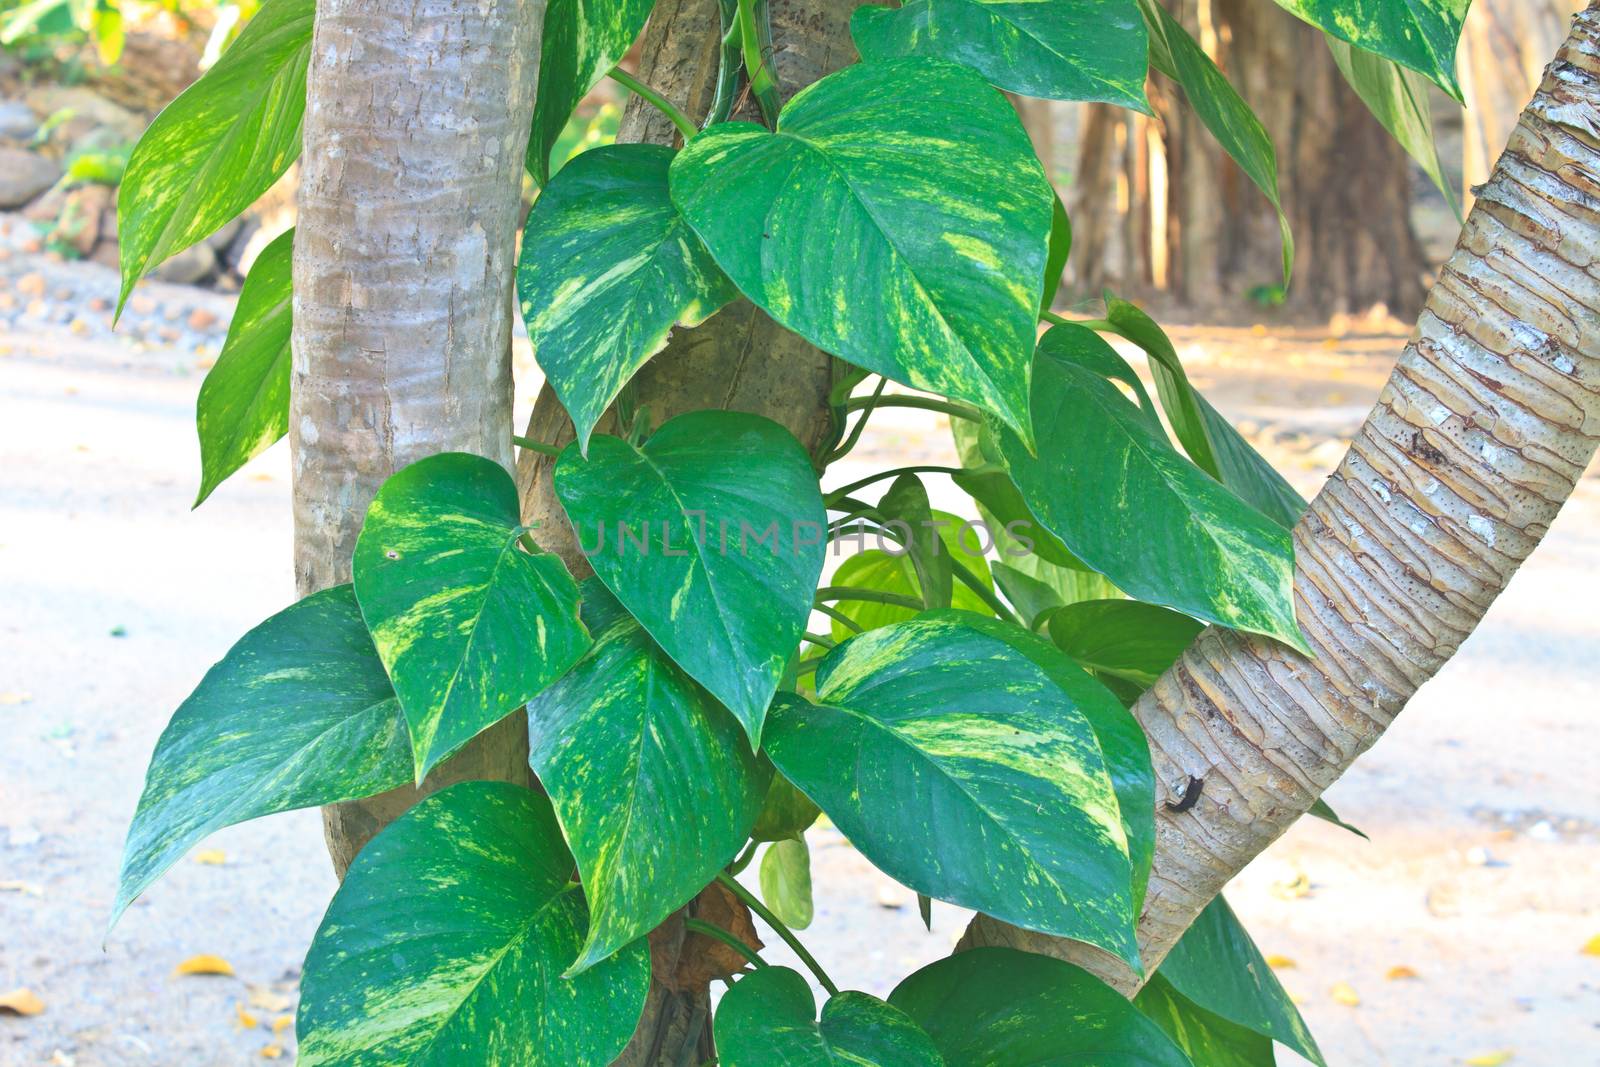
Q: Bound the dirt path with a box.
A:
[2,233,1597,1065]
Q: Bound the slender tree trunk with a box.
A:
[1072,0,1427,316]
[513,1,858,1059]
[289,0,543,875]
[966,2,1600,989]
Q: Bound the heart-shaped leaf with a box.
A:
[525,582,767,974]
[554,410,825,744]
[890,947,1192,1066]
[1046,598,1204,689]
[1156,894,1325,1065]
[526,0,654,181]
[1269,0,1469,99]
[116,0,310,311]
[715,966,943,1067]
[297,781,649,1066]
[1136,975,1276,1067]
[764,612,1140,965]
[670,58,1052,443]
[112,584,410,931]
[998,323,1304,650]
[517,143,738,451]
[852,0,1150,110]
[758,838,814,930]
[194,227,293,506]
[1327,36,1458,216]
[353,452,589,781]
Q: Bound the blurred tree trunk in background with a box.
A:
[1460,0,1585,209]
[1071,0,1427,319]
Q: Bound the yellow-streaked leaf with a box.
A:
[0,988,44,1015]
[194,849,227,865]
[1463,1052,1514,1066]
[1386,965,1419,980]
[174,954,235,977]
[1329,982,1360,1006]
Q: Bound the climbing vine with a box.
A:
[109,0,1471,1062]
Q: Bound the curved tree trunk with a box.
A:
[966,1,1600,990]
[289,0,543,875]
[512,0,860,1060]
[1073,0,1427,317]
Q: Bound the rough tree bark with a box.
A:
[512,0,860,1060]
[289,0,543,875]
[1074,0,1428,317]
[966,2,1600,990]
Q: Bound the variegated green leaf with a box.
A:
[112,584,409,932]
[750,768,821,843]
[765,612,1140,965]
[116,0,310,312]
[716,966,944,1067]
[526,0,654,182]
[1046,598,1203,689]
[851,0,1150,110]
[297,781,649,1066]
[524,582,766,974]
[889,947,1192,1067]
[998,323,1305,650]
[1105,296,1307,529]
[1272,0,1469,99]
[1136,974,1275,1067]
[758,838,814,930]
[827,508,993,642]
[1140,0,1293,285]
[877,475,952,610]
[194,227,293,506]
[1328,35,1460,215]
[1042,191,1072,314]
[669,58,1052,444]
[517,143,738,452]
[353,452,589,782]
[553,411,825,745]
[1156,894,1326,1065]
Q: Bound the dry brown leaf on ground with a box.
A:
[1330,982,1361,1006]
[1386,965,1420,980]
[173,954,234,977]
[235,1002,259,1029]
[0,988,45,1015]
[1463,1052,1514,1066]
[271,1015,293,1034]
[193,849,227,865]
[1581,934,1600,956]
[245,985,292,1012]
[1264,954,1296,969]
[259,1044,283,1059]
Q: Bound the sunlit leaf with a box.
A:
[716,966,943,1066]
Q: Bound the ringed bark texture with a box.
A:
[967,2,1600,990]
[290,0,543,875]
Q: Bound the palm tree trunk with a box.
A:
[289,0,544,875]
[965,0,1600,990]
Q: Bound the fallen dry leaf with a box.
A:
[0,988,45,1015]
[1463,1052,1514,1066]
[235,1002,259,1029]
[260,1045,284,1059]
[1581,934,1600,957]
[246,985,293,1012]
[174,954,235,977]
[1330,982,1361,1007]
[1386,965,1420,980]
[272,1015,293,1034]
[1264,954,1296,969]
[1270,872,1312,900]
[193,849,227,866]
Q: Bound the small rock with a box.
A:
[87,296,109,313]
[89,242,120,270]
[129,294,157,316]
[188,307,220,331]
[1527,820,1558,842]
[22,184,65,222]
[0,101,36,142]
[158,326,181,344]
[23,86,144,146]
[0,148,61,210]
[875,881,906,909]
[151,241,217,285]
[16,272,46,298]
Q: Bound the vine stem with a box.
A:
[839,394,984,422]
[812,602,864,634]
[824,464,966,504]
[716,872,839,996]
[816,585,924,611]
[513,434,563,458]
[608,67,698,141]
[825,375,887,464]
[683,918,767,971]
[727,839,760,875]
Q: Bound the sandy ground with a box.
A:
[2,233,1598,1066]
